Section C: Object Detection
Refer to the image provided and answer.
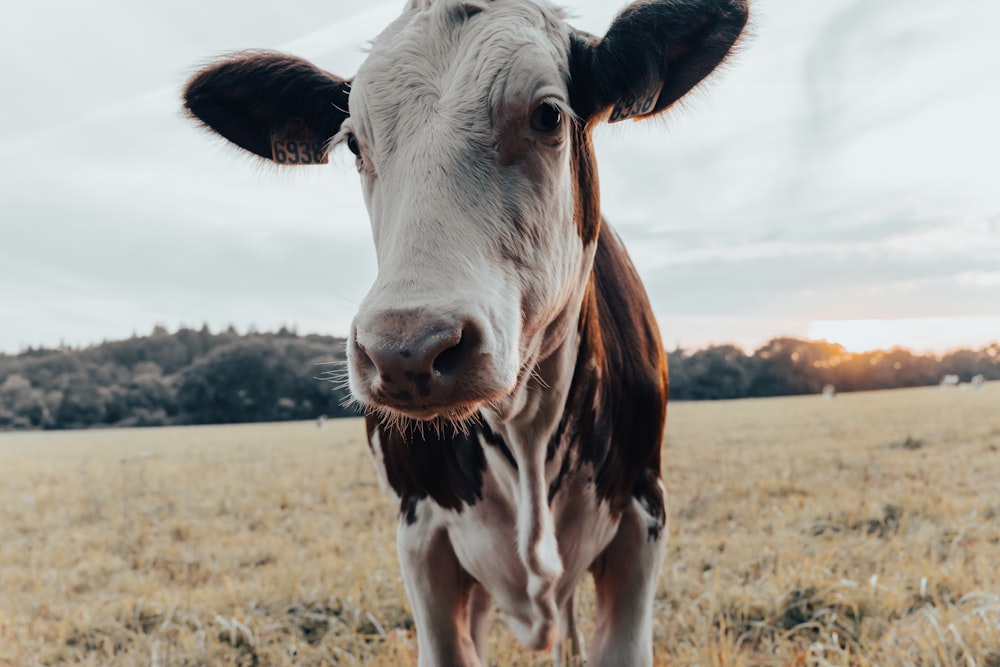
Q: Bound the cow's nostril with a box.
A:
[432,324,481,379]
[432,334,465,377]
[354,338,376,374]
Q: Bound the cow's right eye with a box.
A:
[530,102,562,133]
[346,134,361,158]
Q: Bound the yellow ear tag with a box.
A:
[269,119,329,165]
[608,82,664,123]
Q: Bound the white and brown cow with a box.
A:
[184,0,747,664]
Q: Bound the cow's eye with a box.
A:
[530,102,562,133]
[346,133,361,158]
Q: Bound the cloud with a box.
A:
[957,271,1000,289]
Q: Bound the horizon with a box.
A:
[4,319,997,359]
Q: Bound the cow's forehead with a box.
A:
[352,0,571,140]
[371,0,569,66]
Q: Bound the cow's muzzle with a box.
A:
[349,308,508,420]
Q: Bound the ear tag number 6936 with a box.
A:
[609,83,664,123]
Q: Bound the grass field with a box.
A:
[1,383,998,666]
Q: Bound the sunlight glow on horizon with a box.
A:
[652,315,999,356]
[808,316,1000,355]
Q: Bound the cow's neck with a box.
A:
[480,246,601,630]
[483,238,597,475]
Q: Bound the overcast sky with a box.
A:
[2,0,998,355]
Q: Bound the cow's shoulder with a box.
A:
[551,222,669,517]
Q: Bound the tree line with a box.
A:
[667,338,999,400]
[0,326,351,430]
[1,327,997,430]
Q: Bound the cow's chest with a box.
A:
[387,442,622,634]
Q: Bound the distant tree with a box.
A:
[18,352,82,392]
[102,364,176,426]
[979,344,1000,379]
[54,382,107,428]
[672,345,753,400]
[748,338,840,397]
[856,348,937,390]
[178,340,284,424]
[940,348,983,381]
[173,338,349,424]
[666,348,691,400]
[0,374,51,428]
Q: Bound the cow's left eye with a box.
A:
[530,102,562,133]
[346,133,361,158]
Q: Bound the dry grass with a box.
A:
[1,383,998,666]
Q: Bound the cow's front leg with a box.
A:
[589,483,668,667]
[398,514,481,667]
[552,591,585,666]
[468,583,492,666]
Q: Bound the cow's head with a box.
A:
[184,0,746,425]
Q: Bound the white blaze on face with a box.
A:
[341,0,591,420]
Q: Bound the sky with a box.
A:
[1,0,998,355]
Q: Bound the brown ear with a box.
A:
[570,0,748,123]
[183,51,351,164]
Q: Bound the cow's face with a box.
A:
[341,1,585,423]
[183,0,747,425]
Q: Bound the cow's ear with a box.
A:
[183,51,351,165]
[570,0,748,123]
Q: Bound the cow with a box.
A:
[941,374,960,389]
[183,1,748,664]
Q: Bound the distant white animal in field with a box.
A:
[183,1,748,664]
[940,374,960,389]
[316,415,329,429]
[971,374,986,390]
[822,384,836,400]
